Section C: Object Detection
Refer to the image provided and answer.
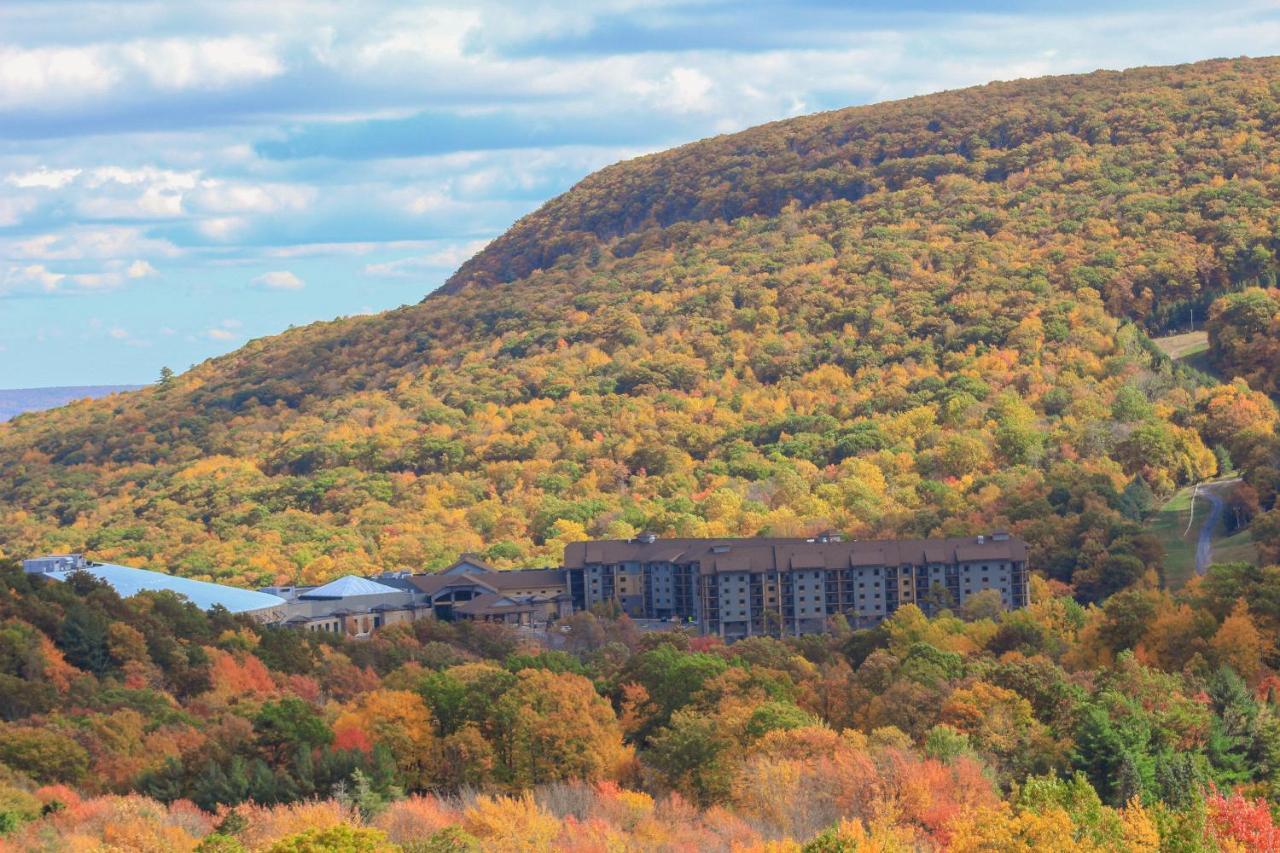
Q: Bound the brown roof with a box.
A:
[441,554,495,575]
[453,592,543,616]
[407,573,498,596]
[485,568,566,590]
[563,535,1028,574]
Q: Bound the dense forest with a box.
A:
[3,58,1280,595]
[1208,286,1280,398]
[0,559,1277,849]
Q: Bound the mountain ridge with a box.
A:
[440,57,1257,298]
[0,386,144,423]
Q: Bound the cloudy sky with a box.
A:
[4,0,1280,387]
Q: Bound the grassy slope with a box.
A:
[1150,480,1259,589]
[1150,485,1199,588]
[1149,333,1256,586]
[1152,331,1214,376]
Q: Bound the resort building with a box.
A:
[406,559,574,625]
[260,556,573,635]
[562,532,1029,638]
[264,576,420,637]
[24,532,1029,641]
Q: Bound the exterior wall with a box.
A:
[296,616,344,634]
[569,553,1030,638]
[496,583,568,598]
[293,606,418,637]
[378,609,418,629]
[290,591,414,619]
[22,554,88,574]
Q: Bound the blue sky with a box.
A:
[3,1,1280,387]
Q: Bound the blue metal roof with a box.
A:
[47,563,286,614]
[299,575,404,600]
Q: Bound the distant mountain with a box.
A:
[1,57,1279,598]
[0,386,143,422]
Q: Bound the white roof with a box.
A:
[299,575,404,599]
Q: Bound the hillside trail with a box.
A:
[1189,478,1241,575]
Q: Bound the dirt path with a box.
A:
[1194,478,1240,575]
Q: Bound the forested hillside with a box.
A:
[4,57,1280,593]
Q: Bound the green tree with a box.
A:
[647,708,736,806]
[254,697,333,764]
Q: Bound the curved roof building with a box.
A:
[29,558,286,615]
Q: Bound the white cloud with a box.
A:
[79,189,185,219]
[69,271,125,289]
[252,270,305,290]
[197,216,248,240]
[661,67,715,114]
[0,44,117,109]
[206,319,242,340]
[84,167,198,190]
[127,259,158,278]
[364,239,490,277]
[190,180,315,214]
[6,227,180,261]
[0,264,64,294]
[4,163,318,230]
[0,37,283,109]
[108,327,130,340]
[120,37,283,91]
[357,8,482,65]
[0,197,36,227]
[264,239,435,258]
[404,190,452,215]
[6,167,81,189]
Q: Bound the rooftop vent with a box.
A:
[712,545,731,554]
[817,530,844,543]
[636,532,657,544]
[977,535,986,545]
[992,531,1010,542]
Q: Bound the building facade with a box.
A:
[407,562,573,625]
[262,557,574,636]
[563,532,1029,638]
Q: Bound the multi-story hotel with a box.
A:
[563,532,1029,638]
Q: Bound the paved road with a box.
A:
[1194,478,1240,575]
